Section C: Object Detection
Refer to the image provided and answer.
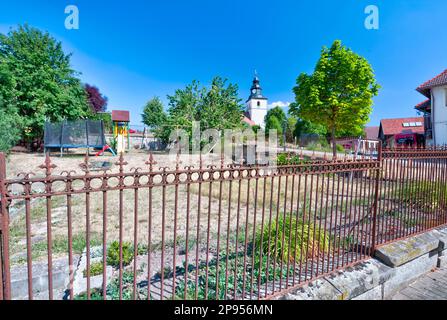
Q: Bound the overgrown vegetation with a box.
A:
[255,214,330,264]
[83,261,104,278]
[399,181,447,212]
[107,241,134,268]
[174,251,294,300]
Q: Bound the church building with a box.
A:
[245,73,268,129]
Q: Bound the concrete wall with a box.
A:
[276,225,447,300]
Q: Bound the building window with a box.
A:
[257,101,260,107]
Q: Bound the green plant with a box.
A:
[83,261,104,278]
[255,213,330,264]
[109,136,118,154]
[277,153,309,166]
[399,181,447,212]
[336,144,345,153]
[174,251,293,300]
[107,241,134,268]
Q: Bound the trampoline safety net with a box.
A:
[44,120,106,150]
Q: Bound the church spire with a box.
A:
[248,71,265,100]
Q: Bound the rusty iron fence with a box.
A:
[0,146,447,300]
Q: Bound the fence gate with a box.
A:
[0,152,11,300]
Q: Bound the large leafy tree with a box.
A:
[154,76,244,144]
[290,40,379,157]
[85,84,108,113]
[0,25,91,145]
[141,96,168,139]
[265,106,287,129]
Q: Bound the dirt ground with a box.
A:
[5,148,380,271]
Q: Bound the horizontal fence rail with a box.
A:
[0,146,447,300]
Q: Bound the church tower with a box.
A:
[246,72,268,129]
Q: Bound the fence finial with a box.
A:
[146,152,157,172]
[115,152,128,174]
[39,152,57,176]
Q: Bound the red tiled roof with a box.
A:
[417,69,447,97]
[364,126,379,140]
[380,117,424,136]
[415,99,431,112]
[242,116,256,127]
[112,110,130,122]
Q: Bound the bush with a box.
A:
[336,144,345,153]
[174,251,293,300]
[83,261,104,278]
[255,213,330,263]
[277,153,309,166]
[107,241,134,268]
[0,110,22,153]
[400,181,447,212]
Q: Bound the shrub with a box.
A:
[277,153,309,166]
[0,110,22,153]
[83,261,104,278]
[255,213,330,263]
[336,144,345,153]
[400,181,447,212]
[107,241,134,268]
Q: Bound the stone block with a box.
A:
[324,259,394,300]
[277,279,342,300]
[434,226,447,250]
[375,231,440,267]
[351,284,383,300]
[382,252,438,299]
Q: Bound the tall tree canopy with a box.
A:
[265,106,287,128]
[290,40,379,156]
[141,96,167,133]
[151,76,244,143]
[0,25,91,144]
[85,84,108,113]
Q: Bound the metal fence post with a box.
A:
[370,143,382,255]
[0,152,11,300]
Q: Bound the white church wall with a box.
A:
[432,85,447,145]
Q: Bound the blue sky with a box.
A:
[1,0,446,126]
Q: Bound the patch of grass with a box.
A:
[83,261,104,278]
[107,241,134,268]
[174,251,293,300]
[399,181,447,212]
[30,233,103,260]
[255,213,330,264]
[74,271,148,300]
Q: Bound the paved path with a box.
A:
[391,266,447,300]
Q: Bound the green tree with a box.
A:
[285,117,297,143]
[0,25,91,145]
[157,77,244,144]
[141,97,167,131]
[198,77,244,131]
[265,116,283,137]
[265,106,287,129]
[0,109,22,153]
[293,117,327,139]
[290,40,379,157]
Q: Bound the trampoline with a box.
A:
[44,120,107,156]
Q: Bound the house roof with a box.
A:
[415,99,431,112]
[242,115,257,127]
[417,69,447,97]
[380,117,425,136]
[364,126,380,140]
[111,110,130,122]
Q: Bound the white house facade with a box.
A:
[415,69,447,146]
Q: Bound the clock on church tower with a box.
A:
[246,72,268,129]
